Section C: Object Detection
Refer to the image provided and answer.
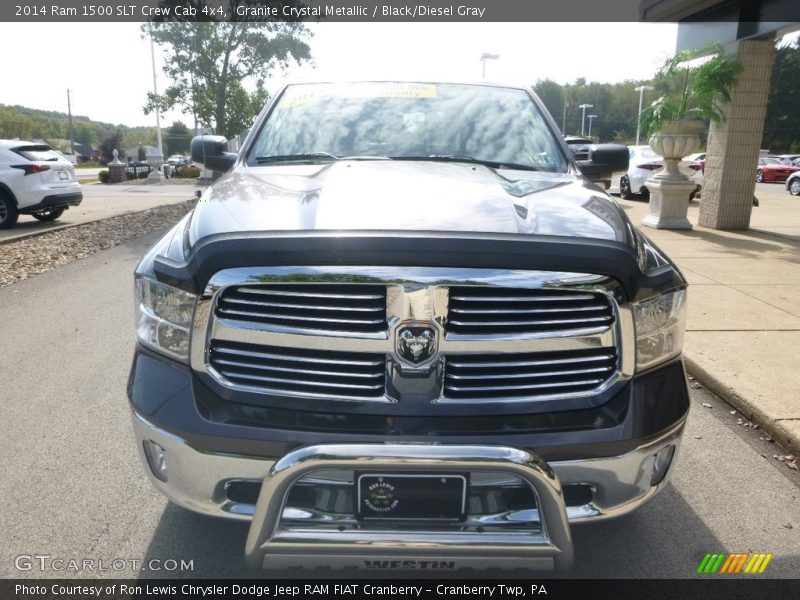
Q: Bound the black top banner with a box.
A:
[4,0,800,23]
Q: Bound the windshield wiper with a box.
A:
[255,152,340,163]
[390,154,541,171]
[255,153,392,164]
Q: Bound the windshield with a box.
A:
[248,82,569,172]
[761,158,779,165]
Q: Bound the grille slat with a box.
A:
[209,341,387,400]
[216,284,387,334]
[446,287,614,336]
[444,347,617,401]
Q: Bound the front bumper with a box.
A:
[131,410,684,570]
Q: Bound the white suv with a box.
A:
[0,140,83,229]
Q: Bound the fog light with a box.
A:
[650,444,675,486]
[143,440,168,482]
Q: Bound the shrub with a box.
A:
[173,165,201,179]
[98,169,109,184]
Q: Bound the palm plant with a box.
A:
[640,44,743,138]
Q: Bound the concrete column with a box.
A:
[699,37,775,230]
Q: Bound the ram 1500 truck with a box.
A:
[128,81,689,572]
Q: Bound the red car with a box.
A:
[757,157,800,183]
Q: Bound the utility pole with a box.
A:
[66,89,75,158]
[634,85,654,146]
[148,23,165,181]
[562,97,569,134]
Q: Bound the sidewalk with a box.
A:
[618,182,800,453]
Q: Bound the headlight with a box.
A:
[633,289,686,371]
[135,276,197,362]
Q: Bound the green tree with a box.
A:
[533,79,565,131]
[144,6,312,138]
[164,121,191,155]
[98,128,125,164]
[763,40,800,152]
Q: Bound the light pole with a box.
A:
[587,114,597,138]
[634,85,654,146]
[562,97,569,133]
[579,104,593,136]
[148,24,165,181]
[479,53,499,79]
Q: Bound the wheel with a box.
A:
[619,175,634,199]
[756,170,764,183]
[0,193,19,229]
[789,178,800,196]
[31,207,65,222]
[640,186,650,200]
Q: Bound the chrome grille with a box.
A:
[209,341,386,400]
[446,287,614,336]
[215,284,387,334]
[444,347,617,401]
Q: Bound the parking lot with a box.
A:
[0,182,199,244]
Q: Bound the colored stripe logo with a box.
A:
[696,552,773,574]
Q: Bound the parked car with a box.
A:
[166,154,191,166]
[609,145,700,199]
[769,154,800,166]
[564,135,593,160]
[129,81,688,572]
[756,157,800,183]
[786,170,800,196]
[0,140,83,229]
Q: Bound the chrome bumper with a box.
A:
[131,412,684,571]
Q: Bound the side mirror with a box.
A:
[577,144,629,183]
[191,135,237,172]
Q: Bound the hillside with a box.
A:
[0,104,157,149]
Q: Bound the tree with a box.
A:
[144,5,312,138]
[138,146,146,161]
[165,121,191,156]
[98,128,125,164]
[763,39,800,153]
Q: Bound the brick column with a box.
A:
[699,37,775,230]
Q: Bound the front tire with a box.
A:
[789,178,800,196]
[619,175,634,199]
[756,170,765,183]
[0,193,19,229]
[31,207,65,222]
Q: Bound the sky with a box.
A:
[1,22,682,128]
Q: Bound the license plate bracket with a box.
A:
[355,472,467,522]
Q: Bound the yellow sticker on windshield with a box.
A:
[279,83,438,108]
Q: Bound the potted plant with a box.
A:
[637,44,742,228]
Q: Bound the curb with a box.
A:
[684,354,799,454]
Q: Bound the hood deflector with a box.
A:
[153,231,680,301]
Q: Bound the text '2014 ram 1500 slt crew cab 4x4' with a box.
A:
[128,81,689,572]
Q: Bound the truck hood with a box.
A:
[186,160,635,249]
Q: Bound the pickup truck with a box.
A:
[128,81,689,572]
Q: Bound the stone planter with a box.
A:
[642,121,702,230]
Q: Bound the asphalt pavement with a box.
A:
[0,230,797,579]
[0,182,199,244]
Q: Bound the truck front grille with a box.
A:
[444,347,618,401]
[446,287,613,336]
[197,268,627,405]
[216,284,387,334]
[208,340,386,400]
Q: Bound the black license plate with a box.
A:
[356,473,467,521]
